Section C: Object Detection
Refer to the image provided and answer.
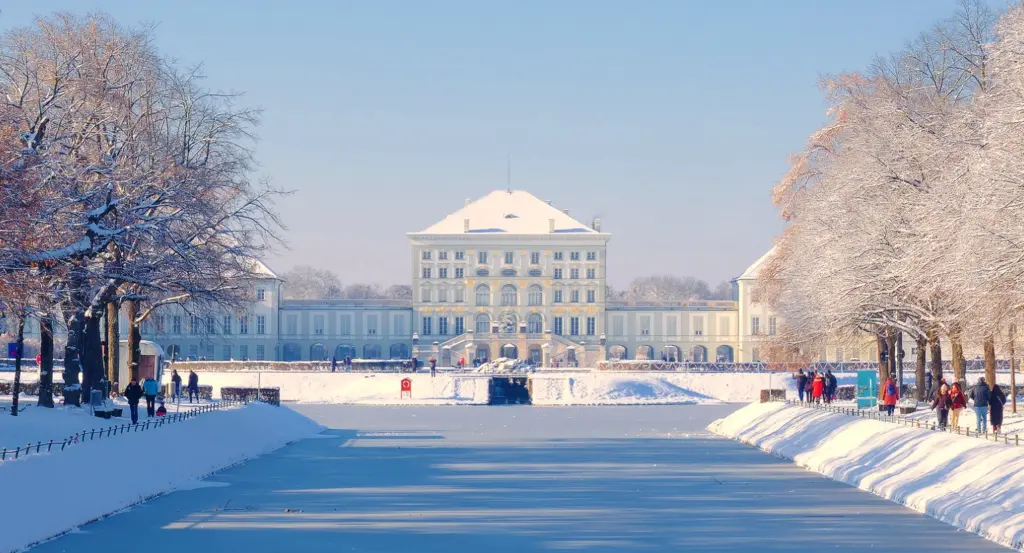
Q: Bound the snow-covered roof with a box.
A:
[736,246,776,281]
[247,258,280,280]
[410,190,602,236]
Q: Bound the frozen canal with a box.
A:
[33,405,1008,552]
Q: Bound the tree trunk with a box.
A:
[895,331,904,392]
[37,315,54,408]
[984,335,997,388]
[929,329,943,385]
[916,336,927,401]
[887,328,897,388]
[106,301,119,392]
[951,334,965,384]
[126,300,142,382]
[62,308,85,406]
[10,316,24,416]
[81,313,103,403]
[1010,324,1017,415]
[877,330,890,400]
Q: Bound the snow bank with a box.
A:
[530,373,720,405]
[0,403,322,552]
[164,372,490,405]
[710,402,1024,550]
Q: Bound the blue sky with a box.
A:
[0,0,998,288]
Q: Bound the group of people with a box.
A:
[793,368,839,403]
[931,376,1008,434]
[122,369,200,424]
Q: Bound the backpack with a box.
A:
[886,382,897,396]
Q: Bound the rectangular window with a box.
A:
[586,317,596,336]
[438,287,448,302]
[586,251,597,261]
[257,288,266,301]
[422,267,431,279]
[640,316,651,336]
[422,250,432,260]
[439,251,448,260]
[554,268,563,280]
[173,316,181,334]
[586,289,595,303]
[455,251,464,260]
[439,267,448,279]
[720,318,730,337]
[190,315,200,335]
[455,316,465,335]
[154,315,164,333]
[287,315,298,335]
[314,315,325,335]
[205,344,215,360]
[570,268,579,279]
[586,268,595,279]
[188,344,198,359]
[239,316,249,334]
[751,347,760,363]
[571,289,580,303]
[554,289,563,303]
[769,317,777,336]
[554,317,563,336]
[439,317,449,336]
[530,252,540,264]
[141,320,151,335]
[613,316,624,336]
[422,317,432,336]
[554,251,563,261]
[340,315,352,335]
[454,287,465,303]
[256,315,266,335]
[255,344,265,361]
[393,315,405,336]
[570,317,580,336]
[239,344,248,360]
[206,316,216,334]
[455,267,464,279]
[478,251,488,264]
[504,251,513,264]
[835,348,844,362]
[570,252,580,261]
[366,314,378,335]
[222,345,232,361]
[751,316,761,335]
[421,286,431,303]
[667,317,677,336]
[223,315,232,335]
[694,316,705,336]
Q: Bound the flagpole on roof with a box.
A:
[507,153,511,193]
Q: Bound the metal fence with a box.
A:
[784,398,1023,447]
[0,399,252,462]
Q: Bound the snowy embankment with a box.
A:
[162,372,490,405]
[710,402,1024,550]
[0,403,322,553]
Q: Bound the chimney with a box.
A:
[562,208,570,215]
[546,200,552,205]
[593,218,602,232]
[464,219,470,232]
[548,218,555,233]
[465,198,471,206]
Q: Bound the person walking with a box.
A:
[990,383,1007,434]
[949,382,967,430]
[825,370,838,403]
[883,376,899,417]
[142,376,159,417]
[804,372,815,403]
[344,355,352,372]
[124,379,143,424]
[811,371,825,404]
[925,371,934,400]
[794,369,808,402]
[931,383,951,430]
[187,370,199,403]
[429,357,437,378]
[969,376,991,433]
[331,356,337,373]
[171,370,182,402]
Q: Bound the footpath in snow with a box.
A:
[710,401,1024,550]
[0,402,322,553]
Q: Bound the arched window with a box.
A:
[420,285,431,303]
[310,343,327,361]
[527,313,543,334]
[363,343,382,359]
[390,343,410,358]
[475,285,490,306]
[528,285,543,306]
[475,313,491,333]
[501,284,518,306]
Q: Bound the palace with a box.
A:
[92,190,874,365]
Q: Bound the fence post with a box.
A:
[1,448,5,460]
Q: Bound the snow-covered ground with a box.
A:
[711,401,1024,550]
[0,402,322,552]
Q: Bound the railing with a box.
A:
[0,399,255,462]
[783,398,1023,447]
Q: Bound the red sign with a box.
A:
[400,378,412,399]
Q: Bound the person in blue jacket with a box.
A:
[793,369,808,402]
[142,376,159,417]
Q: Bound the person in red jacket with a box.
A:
[883,377,899,416]
[811,371,825,404]
[949,382,968,429]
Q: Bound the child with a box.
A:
[156,402,167,417]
